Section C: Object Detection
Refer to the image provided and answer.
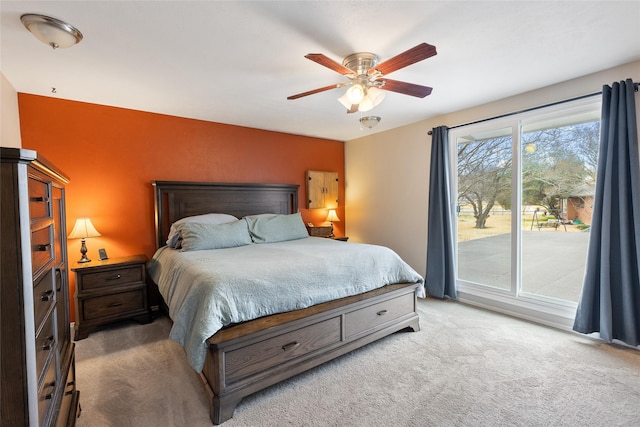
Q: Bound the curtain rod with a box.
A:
[427,81,639,135]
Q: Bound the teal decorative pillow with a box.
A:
[244,213,309,243]
[177,219,252,251]
[166,213,238,248]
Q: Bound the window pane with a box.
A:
[520,119,599,302]
[457,127,512,290]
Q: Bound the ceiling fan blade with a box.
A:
[369,43,437,76]
[347,104,359,114]
[287,83,347,100]
[378,78,433,98]
[305,53,355,75]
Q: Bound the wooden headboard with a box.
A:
[152,181,299,249]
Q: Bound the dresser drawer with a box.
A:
[36,311,56,385]
[345,292,415,339]
[28,176,52,220]
[78,265,144,291]
[225,316,341,384]
[37,355,57,427]
[82,289,146,320]
[33,268,55,329]
[57,351,77,427]
[32,224,54,274]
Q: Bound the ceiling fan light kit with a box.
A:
[288,43,437,120]
[21,13,83,49]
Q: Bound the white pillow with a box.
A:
[166,213,238,248]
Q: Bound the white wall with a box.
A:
[1,71,22,148]
[345,61,640,277]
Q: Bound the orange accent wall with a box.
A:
[18,94,345,321]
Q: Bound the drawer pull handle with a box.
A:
[31,196,49,202]
[35,243,52,251]
[41,335,55,351]
[282,341,300,351]
[108,302,123,307]
[55,268,64,292]
[44,380,56,399]
[65,380,75,395]
[377,310,388,316]
[41,289,54,301]
[106,274,122,281]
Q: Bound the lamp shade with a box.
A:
[326,209,340,223]
[21,14,83,49]
[68,218,101,239]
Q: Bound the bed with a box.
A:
[149,181,424,424]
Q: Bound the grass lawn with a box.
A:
[457,212,585,242]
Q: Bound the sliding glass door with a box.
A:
[452,97,601,320]
[520,115,599,302]
[456,126,513,291]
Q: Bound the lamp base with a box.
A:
[78,238,91,263]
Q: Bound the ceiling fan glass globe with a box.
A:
[359,87,385,111]
[345,84,365,104]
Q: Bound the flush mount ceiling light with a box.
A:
[21,13,83,49]
[359,116,381,129]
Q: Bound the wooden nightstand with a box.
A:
[72,254,151,340]
[331,236,349,241]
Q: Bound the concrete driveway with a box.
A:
[457,229,591,302]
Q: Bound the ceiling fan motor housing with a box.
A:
[342,52,380,76]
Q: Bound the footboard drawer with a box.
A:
[345,292,415,339]
[224,316,341,384]
[202,282,421,425]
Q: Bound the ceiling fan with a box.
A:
[287,43,437,113]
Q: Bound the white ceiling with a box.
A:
[2,1,639,141]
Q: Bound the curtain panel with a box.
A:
[425,126,457,299]
[573,79,640,346]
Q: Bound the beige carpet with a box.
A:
[74,299,640,427]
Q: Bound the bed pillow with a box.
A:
[167,213,238,248]
[244,213,309,243]
[176,220,252,251]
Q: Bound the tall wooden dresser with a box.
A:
[1,148,80,426]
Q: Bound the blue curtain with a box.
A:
[573,79,640,346]
[425,126,457,299]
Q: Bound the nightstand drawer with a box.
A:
[225,316,341,384]
[79,265,144,291]
[82,289,145,320]
[345,292,414,339]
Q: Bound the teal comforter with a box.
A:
[148,237,424,372]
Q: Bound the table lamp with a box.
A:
[68,217,101,263]
[325,209,340,237]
